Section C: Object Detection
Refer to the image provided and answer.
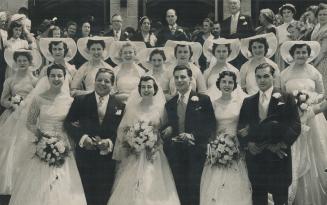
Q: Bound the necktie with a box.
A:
[177,95,186,133]
[98,96,105,124]
[231,15,238,34]
[171,26,176,34]
[259,93,268,120]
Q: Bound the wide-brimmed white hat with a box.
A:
[39,38,77,62]
[164,40,202,64]
[137,47,173,70]
[77,36,114,61]
[280,40,320,64]
[203,38,240,62]
[240,33,277,59]
[108,41,146,65]
[4,49,42,71]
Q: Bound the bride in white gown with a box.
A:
[108,76,180,205]
[280,41,327,205]
[200,71,252,205]
[9,64,86,205]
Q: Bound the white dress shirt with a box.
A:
[230,11,240,34]
[79,93,113,155]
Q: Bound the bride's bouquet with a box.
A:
[292,90,312,112]
[34,130,70,167]
[9,94,24,109]
[206,133,240,168]
[123,121,159,162]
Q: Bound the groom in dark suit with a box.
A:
[237,63,301,205]
[64,68,125,205]
[162,65,216,205]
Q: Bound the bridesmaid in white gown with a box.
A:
[9,64,87,205]
[108,76,180,205]
[0,49,40,194]
[280,41,327,205]
[202,38,245,101]
[200,71,252,205]
[71,36,114,96]
[109,41,146,103]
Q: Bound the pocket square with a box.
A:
[115,110,122,115]
[277,102,285,106]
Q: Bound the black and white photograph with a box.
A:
[0,0,327,204]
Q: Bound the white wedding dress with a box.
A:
[200,98,252,205]
[108,89,180,205]
[9,95,87,205]
[284,78,327,205]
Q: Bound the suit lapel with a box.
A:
[88,92,100,126]
[102,95,115,126]
[185,91,197,129]
[267,89,279,117]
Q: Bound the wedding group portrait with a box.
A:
[0,0,327,205]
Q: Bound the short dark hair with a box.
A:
[86,39,105,50]
[255,62,275,76]
[212,43,232,56]
[248,37,269,56]
[49,41,69,56]
[13,50,33,63]
[48,26,61,37]
[174,44,193,60]
[8,21,23,39]
[173,65,192,77]
[66,20,77,28]
[216,70,237,90]
[289,43,311,57]
[47,63,66,77]
[138,75,158,96]
[95,68,115,85]
[149,49,166,61]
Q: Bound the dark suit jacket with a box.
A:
[237,89,301,189]
[164,90,216,205]
[157,25,189,46]
[103,29,127,41]
[64,92,125,205]
[131,31,157,48]
[221,14,254,39]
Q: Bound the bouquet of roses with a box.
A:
[292,90,312,112]
[124,121,159,162]
[9,94,24,109]
[206,133,240,168]
[34,130,70,167]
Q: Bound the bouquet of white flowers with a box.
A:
[34,130,70,167]
[9,94,24,109]
[206,133,240,168]
[124,121,159,162]
[292,90,312,112]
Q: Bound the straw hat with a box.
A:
[240,33,277,59]
[77,36,114,61]
[203,38,240,62]
[108,41,146,65]
[280,40,320,64]
[164,40,202,64]
[39,38,77,62]
[4,49,42,71]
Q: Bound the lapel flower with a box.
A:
[177,28,184,33]
[240,16,245,20]
[191,96,199,102]
[272,92,282,99]
[115,110,122,115]
[242,21,248,25]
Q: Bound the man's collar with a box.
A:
[260,86,274,97]
[95,92,110,101]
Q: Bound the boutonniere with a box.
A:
[191,96,199,102]
[177,28,184,33]
[240,16,246,20]
[272,92,282,99]
[242,21,248,25]
[115,109,122,115]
